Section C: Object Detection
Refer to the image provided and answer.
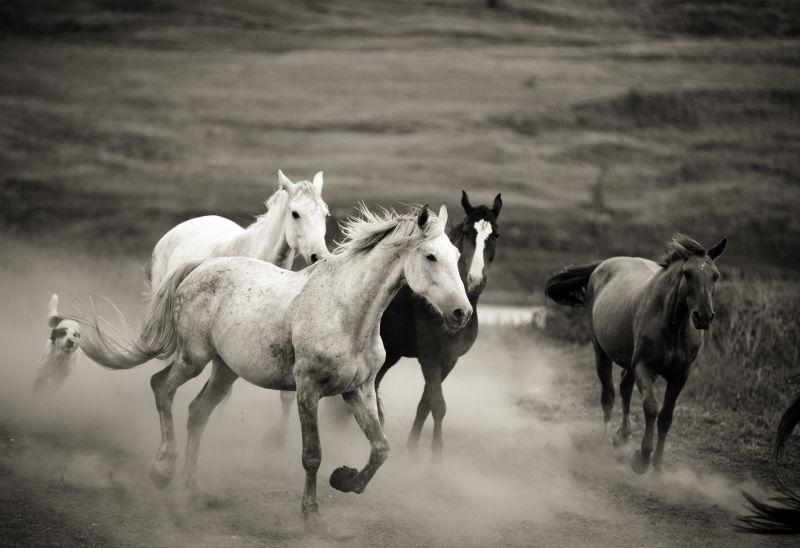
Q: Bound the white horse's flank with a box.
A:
[147,170,329,294]
[79,204,472,524]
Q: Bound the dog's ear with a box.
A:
[48,315,62,329]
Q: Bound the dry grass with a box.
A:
[689,279,800,413]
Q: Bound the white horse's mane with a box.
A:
[254,181,328,225]
[333,203,440,259]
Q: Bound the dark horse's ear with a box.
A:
[461,190,474,214]
[417,204,429,228]
[708,238,727,260]
[492,193,503,219]
[48,315,62,329]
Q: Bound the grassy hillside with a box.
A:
[1,0,799,302]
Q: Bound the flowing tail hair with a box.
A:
[544,262,600,307]
[76,261,202,370]
[737,374,800,534]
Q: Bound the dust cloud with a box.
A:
[0,236,779,546]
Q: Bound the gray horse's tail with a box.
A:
[79,261,202,370]
[544,262,600,307]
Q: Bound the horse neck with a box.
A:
[331,247,406,347]
[649,262,690,340]
[223,192,294,268]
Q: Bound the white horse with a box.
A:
[78,204,471,524]
[147,170,329,295]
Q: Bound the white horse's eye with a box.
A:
[426,253,437,262]
[292,211,300,219]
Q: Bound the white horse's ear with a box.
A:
[48,294,59,317]
[278,170,297,194]
[438,204,448,228]
[312,171,324,195]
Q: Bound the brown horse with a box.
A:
[545,234,727,474]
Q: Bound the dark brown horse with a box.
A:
[737,373,800,534]
[377,190,502,458]
[545,234,727,474]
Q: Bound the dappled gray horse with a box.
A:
[78,204,471,524]
[545,234,726,474]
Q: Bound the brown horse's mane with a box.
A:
[657,233,707,267]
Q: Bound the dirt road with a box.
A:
[1,317,794,547]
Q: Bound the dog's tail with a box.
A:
[48,294,61,328]
[544,262,600,307]
[78,261,202,370]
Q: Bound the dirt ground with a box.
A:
[0,242,796,547]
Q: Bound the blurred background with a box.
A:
[1,0,798,304]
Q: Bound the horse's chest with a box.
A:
[648,334,702,377]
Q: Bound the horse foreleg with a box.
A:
[614,369,635,446]
[631,362,659,475]
[652,373,688,472]
[407,386,431,455]
[263,391,295,448]
[331,382,389,494]
[149,355,205,489]
[295,379,322,522]
[429,358,457,460]
[183,359,238,495]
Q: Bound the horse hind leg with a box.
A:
[149,351,207,489]
[613,368,635,446]
[592,339,615,443]
[263,391,295,449]
[182,358,238,497]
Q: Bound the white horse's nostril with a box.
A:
[310,254,318,263]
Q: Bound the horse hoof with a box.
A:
[262,427,287,450]
[303,508,331,535]
[630,450,650,475]
[149,460,175,490]
[612,429,629,447]
[329,466,359,493]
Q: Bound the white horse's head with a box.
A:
[277,170,330,264]
[404,205,472,330]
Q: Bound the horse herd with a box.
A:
[66,170,738,526]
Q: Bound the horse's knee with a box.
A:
[302,453,321,473]
[430,393,446,420]
[643,397,659,420]
[372,438,390,465]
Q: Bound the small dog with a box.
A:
[33,294,81,396]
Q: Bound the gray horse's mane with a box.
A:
[333,203,439,259]
[657,233,707,267]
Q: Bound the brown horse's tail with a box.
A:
[544,262,600,307]
[77,261,202,370]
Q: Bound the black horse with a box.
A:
[376,190,502,458]
[737,374,800,534]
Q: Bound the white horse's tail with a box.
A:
[79,261,202,370]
